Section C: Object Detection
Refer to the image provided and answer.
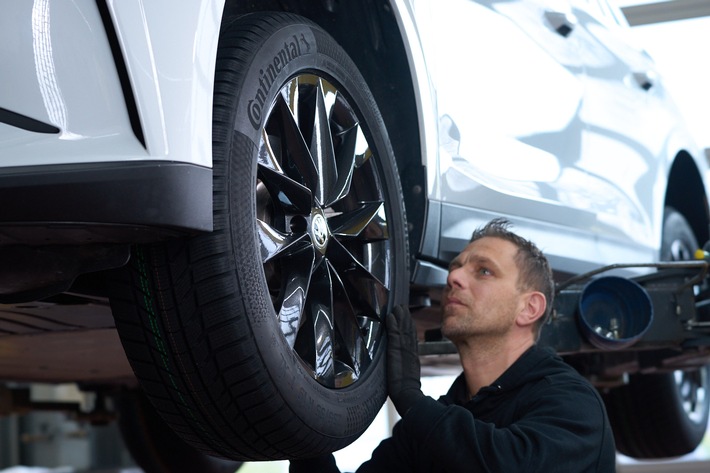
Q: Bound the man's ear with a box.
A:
[516,291,546,328]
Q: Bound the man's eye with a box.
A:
[479,268,492,276]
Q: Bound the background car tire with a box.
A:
[109,12,408,460]
[602,207,710,458]
[115,389,243,473]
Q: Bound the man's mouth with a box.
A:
[443,293,464,307]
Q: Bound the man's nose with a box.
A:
[446,266,464,289]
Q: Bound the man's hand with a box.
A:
[386,305,424,417]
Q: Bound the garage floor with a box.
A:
[1,383,708,473]
[2,460,710,473]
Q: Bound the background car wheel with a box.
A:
[602,207,710,458]
[109,12,408,460]
[115,389,243,473]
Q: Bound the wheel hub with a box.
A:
[311,211,329,253]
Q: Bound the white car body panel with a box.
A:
[389,0,440,197]
[0,0,707,276]
[0,0,144,165]
[0,0,223,168]
[106,0,224,166]
[396,0,708,275]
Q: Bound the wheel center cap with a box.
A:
[311,213,329,251]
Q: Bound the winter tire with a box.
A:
[109,11,408,460]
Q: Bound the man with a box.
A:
[292,218,616,472]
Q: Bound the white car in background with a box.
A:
[0,0,708,467]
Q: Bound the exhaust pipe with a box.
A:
[577,276,654,350]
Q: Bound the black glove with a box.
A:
[289,453,340,473]
[386,305,424,417]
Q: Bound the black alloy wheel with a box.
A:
[256,72,393,388]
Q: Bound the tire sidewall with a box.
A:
[661,207,698,261]
[664,367,710,438]
[218,14,406,440]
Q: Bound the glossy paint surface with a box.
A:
[0,0,223,167]
[396,0,707,274]
[1,0,706,277]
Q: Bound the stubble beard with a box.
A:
[441,305,483,343]
[441,303,516,345]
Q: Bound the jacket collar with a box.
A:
[445,345,555,404]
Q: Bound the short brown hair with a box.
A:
[469,218,554,336]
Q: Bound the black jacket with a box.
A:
[292,345,617,472]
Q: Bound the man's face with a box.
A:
[441,236,526,343]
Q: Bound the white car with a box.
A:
[1,0,708,466]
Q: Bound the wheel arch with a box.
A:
[664,150,710,248]
[222,0,430,271]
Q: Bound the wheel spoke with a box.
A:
[358,316,383,359]
[258,128,284,173]
[328,92,375,203]
[329,202,388,241]
[278,248,316,348]
[306,263,336,384]
[279,76,300,130]
[326,124,358,207]
[330,266,371,381]
[327,238,389,318]
[257,162,313,214]
[273,92,320,192]
[310,79,338,207]
[256,219,312,263]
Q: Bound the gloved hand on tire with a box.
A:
[387,305,424,417]
[290,306,423,472]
